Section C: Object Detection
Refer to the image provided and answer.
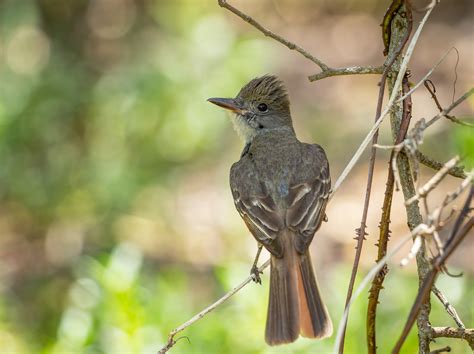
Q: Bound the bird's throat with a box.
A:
[231,114,258,144]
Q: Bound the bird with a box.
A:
[208,75,332,346]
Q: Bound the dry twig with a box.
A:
[432,327,474,350]
[425,88,474,129]
[423,80,474,127]
[405,156,460,206]
[398,47,459,102]
[429,346,451,354]
[415,151,466,179]
[158,259,270,354]
[217,0,383,82]
[431,286,465,329]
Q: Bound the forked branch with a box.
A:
[217,0,383,82]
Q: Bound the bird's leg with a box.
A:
[250,243,264,284]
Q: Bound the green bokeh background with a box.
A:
[0,0,472,353]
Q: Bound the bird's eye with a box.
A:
[257,103,268,112]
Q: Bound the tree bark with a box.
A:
[386,5,432,354]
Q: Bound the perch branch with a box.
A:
[158,259,270,354]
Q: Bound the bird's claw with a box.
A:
[250,265,263,284]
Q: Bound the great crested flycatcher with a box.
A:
[208,75,332,346]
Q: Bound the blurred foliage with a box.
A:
[0,0,472,353]
[454,125,474,169]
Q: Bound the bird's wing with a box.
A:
[285,144,331,254]
[230,163,284,257]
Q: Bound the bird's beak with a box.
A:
[207,97,244,114]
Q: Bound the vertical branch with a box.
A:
[366,163,395,354]
[367,73,413,353]
[386,5,432,354]
[339,2,413,351]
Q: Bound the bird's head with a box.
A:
[208,75,293,143]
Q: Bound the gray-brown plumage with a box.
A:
[208,75,332,345]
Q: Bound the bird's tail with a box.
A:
[297,250,333,339]
[265,236,332,345]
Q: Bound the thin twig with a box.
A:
[218,0,383,82]
[424,79,444,111]
[429,346,451,354]
[398,47,458,102]
[431,327,474,350]
[405,156,460,205]
[432,286,465,329]
[425,88,474,129]
[333,231,415,354]
[218,0,328,70]
[423,78,474,127]
[308,65,383,82]
[416,151,466,179]
[157,259,270,354]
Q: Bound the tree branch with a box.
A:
[405,156,460,205]
[218,0,328,69]
[425,88,474,129]
[158,259,270,354]
[218,0,382,82]
[416,151,466,179]
[423,79,474,127]
[429,346,451,354]
[367,72,413,354]
[308,65,383,81]
[383,3,440,352]
[398,47,458,103]
[432,286,465,329]
[431,327,474,350]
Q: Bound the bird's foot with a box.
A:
[250,265,263,284]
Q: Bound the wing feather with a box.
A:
[230,143,331,257]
